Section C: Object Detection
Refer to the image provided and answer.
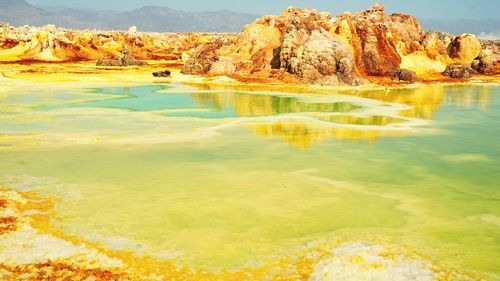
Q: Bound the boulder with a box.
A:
[152,70,171,77]
[442,62,475,79]
[448,34,481,64]
[393,69,417,83]
[471,50,496,75]
[472,40,500,75]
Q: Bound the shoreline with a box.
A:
[0,186,488,280]
[1,61,499,94]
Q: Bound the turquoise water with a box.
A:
[0,83,499,278]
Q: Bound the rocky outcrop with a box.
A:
[0,24,231,62]
[96,46,146,66]
[182,3,500,84]
[442,62,475,79]
[472,40,500,74]
[182,3,438,83]
[181,39,227,74]
[472,51,496,75]
[182,7,359,85]
[2,4,498,84]
[448,34,482,64]
[330,3,424,76]
[421,31,453,59]
[393,69,417,83]
[277,9,357,84]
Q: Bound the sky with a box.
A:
[26,0,500,20]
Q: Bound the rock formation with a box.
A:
[277,11,357,84]
[421,31,453,60]
[182,3,499,84]
[96,46,146,66]
[182,7,359,85]
[152,70,171,77]
[448,34,482,64]
[472,40,500,74]
[393,69,417,83]
[181,39,228,75]
[0,24,231,62]
[442,62,475,79]
[0,4,498,84]
[330,3,424,76]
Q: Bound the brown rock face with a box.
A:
[472,40,500,75]
[0,24,230,62]
[278,10,357,84]
[181,39,226,74]
[96,46,146,66]
[182,7,358,85]
[393,69,417,83]
[442,62,475,79]
[331,3,424,76]
[448,34,482,64]
[389,13,425,55]
[152,70,171,77]
[421,31,453,59]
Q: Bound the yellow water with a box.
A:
[0,83,499,278]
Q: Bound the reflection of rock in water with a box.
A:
[189,92,360,117]
[249,122,403,149]
[444,85,493,111]
[187,84,492,148]
[186,86,443,148]
[346,85,446,120]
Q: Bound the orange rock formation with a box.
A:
[0,23,232,62]
[182,3,499,85]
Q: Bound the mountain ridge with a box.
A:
[1,0,499,35]
[1,0,257,32]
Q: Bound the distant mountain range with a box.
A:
[0,0,257,32]
[0,0,499,36]
[419,18,500,38]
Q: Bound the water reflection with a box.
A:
[250,122,406,149]
[182,84,494,148]
[189,92,360,117]
[4,83,494,149]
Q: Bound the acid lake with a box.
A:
[0,83,499,278]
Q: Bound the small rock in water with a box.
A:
[442,62,475,79]
[152,70,171,77]
[393,69,416,83]
[471,49,497,75]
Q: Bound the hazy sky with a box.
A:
[26,0,500,20]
